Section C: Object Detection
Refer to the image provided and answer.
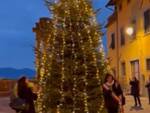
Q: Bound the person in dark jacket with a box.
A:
[130,76,141,107]
[113,79,125,112]
[103,73,122,113]
[17,76,37,113]
[145,76,150,104]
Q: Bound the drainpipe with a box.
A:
[116,6,120,80]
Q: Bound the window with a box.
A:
[146,59,150,70]
[119,3,122,11]
[110,33,115,49]
[144,9,150,33]
[121,62,126,76]
[120,27,125,46]
[127,0,131,4]
[131,60,139,79]
[112,68,116,77]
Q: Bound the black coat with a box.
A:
[103,84,119,109]
[113,82,125,105]
[103,81,125,109]
[18,87,37,113]
[130,80,140,96]
[103,82,123,109]
[112,82,123,97]
[145,82,150,92]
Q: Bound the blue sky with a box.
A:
[0,0,111,69]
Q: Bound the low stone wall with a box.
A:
[0,80,16,97]
[0,79,37,97]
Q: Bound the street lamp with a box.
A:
[126,26,134,36]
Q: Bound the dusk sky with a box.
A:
[0,0,111,69]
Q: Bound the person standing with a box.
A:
[113,79,125,113]
[130,76,142,107]
[145,76,150,104]
[103,73,122,113]
[17,76,37,113]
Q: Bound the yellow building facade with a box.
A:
[106,0,150,93]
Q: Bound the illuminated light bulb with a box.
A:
[126,26,134,36]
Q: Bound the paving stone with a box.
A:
[124,96,150,113]
[0,96,150,113]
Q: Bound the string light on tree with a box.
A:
[34,0,107,113]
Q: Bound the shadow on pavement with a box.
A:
[130,106,144,111]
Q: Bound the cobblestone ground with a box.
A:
[0,96,150,113]
[0,97,15,113]
[124,96,150,113]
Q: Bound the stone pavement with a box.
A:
[0,97,15,113]
[0,96,150,113]
[124,96,150,113]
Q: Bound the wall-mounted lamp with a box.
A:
[126,26,134,36]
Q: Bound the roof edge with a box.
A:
[106,0,116,7]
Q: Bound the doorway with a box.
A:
[131,60,140,79]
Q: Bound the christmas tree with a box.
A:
[34,0,107,113]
